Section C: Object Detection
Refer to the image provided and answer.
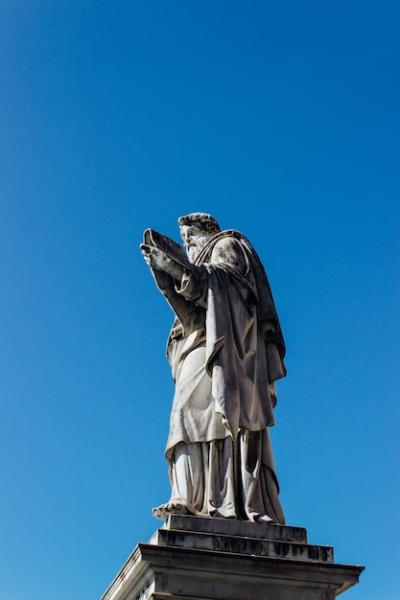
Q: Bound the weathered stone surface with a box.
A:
[152,528,333,563]
[164,514,308,543]
[101,517,363,600]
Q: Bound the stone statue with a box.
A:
[140,213,286,523]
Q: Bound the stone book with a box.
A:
[143,228,191,269]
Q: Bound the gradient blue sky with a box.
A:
[0,2,399,599]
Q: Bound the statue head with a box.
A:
[178,213,221,262]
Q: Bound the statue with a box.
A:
[140,213,286,523]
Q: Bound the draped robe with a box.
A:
[151,230,286,523]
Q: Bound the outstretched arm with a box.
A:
[140,241,204,333]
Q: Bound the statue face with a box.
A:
[180,225,212,262]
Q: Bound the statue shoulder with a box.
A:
[210,234,249,272]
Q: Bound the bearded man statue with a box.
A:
[140,213,286,524]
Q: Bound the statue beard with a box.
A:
[187,245,199,263]
[187,237,210,263]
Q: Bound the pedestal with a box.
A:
[101,515,363,600]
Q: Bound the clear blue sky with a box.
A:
[0,2,399,599]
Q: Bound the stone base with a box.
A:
[101,515,363,600]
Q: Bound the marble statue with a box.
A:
[140,213,286,523]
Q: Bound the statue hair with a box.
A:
[178,213,221,235]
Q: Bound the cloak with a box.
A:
[153,230,286,441]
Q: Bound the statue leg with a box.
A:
[207,437,237,519]
[154,432,285,523]
[153,442,207,519]
[154,437,240,520]
[236,428,285,524]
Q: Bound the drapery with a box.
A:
[152,231,286,523]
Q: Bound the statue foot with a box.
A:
[255,514,275,523]
[152,501,191,521]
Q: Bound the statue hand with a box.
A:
[140,243,185,281]
[140,244,172,272]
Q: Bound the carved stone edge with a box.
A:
[101,542,364,600]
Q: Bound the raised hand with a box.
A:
[140,243,184,280]
[140,244,170,271]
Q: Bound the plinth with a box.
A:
[101,515,363,600]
